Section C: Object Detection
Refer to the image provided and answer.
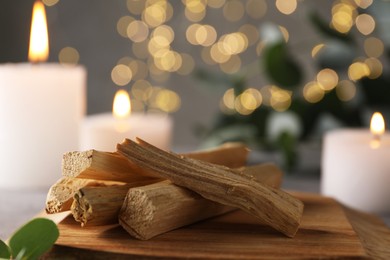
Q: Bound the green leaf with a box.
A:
[0,239,11,259]
[263,41,302,88]
[9,218,59,260]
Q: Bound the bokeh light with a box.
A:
[246,0,267,19]
[270,86,292,112]
[42,0,59,7]
[58,47,79,65]
[275,0,297,15]
[223,0,245,22]
[355,13,375,35]
[365,57,383,79]
[207,0,225,8]
[111,64,133,86]
[219,55,241,74]
[177,53,195,75]
[303,81,325,103]
[127,20,149,42]
[348,61,370,81]
[117,16,135,38]
[364,37,384,58]
[331,2,357,33]
[316,68,339,91]
[127,0,145,15]
[336,80,356,101]
[311,44,325,58]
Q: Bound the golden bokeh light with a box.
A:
[131,79,153,101]
[127,20,149,42]
[270,86,292,112]
[256,41,266,56]
[364,37,384,58]
[303,81,325,103]
[354,0,373,9]
[185,7,206,22]
[185,0,207,13]
[152,25,174,44]
[331,2,356,33]
[127,0,145,15]
[246,0,267,19]
[210,42,231,63]
[365,57,383,79]
[117,16,135,38]
[316,68,339,91]
[279,26,289,43]
[58,47,79,65]
[219,55,241,74]
[177,53,195,75]
[311,43,325,58]
[355,13,375,35]
[221,33,248,55]
[240,88,262,111]
[222,88,236,110]
[195,25,217,46]
[42,0,59,7]
[239,24,259,46]
[207,0,225,8]
[111,64,133,86]
[186,23,201,45]
[275,0,297,15]
[223,0,245,22]
[155,89,181,113]
[336,80,356,102]
[348,61,370,81]
[143,3,167,27]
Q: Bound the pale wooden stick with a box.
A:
[69,143,250,226]
[62,143,248,182]
[117,138,304,237]
[62,150,157,182]
[182,142,249,168]
[119,163,283,240]
[71,179,156,226]
[45,177,123,213]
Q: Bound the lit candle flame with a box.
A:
[370,112,385,137]
[113,90,131,119]
[28,0,49,62]
[370,112,385,149]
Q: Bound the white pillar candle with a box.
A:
[0,63,86,189]
[79,112,173,152]
[321,128,390,213]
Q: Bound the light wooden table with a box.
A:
[1,175,389,241]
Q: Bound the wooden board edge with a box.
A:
[342,205,390,259]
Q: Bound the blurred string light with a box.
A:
[58,47,79,66]
[115,0,383,115]
[364,37,384,58]
[311,43,325,58]
[275,0,297,15]
[355,13,375,35]
[42,0,59,7]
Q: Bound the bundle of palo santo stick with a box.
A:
[45,138,304,239]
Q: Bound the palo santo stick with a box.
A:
[182,142,248,168]
[117,138,304,237]
[71,180,156,226]
[70,143,250,226]
[45,177,123,213]
[62,150,157,182]
[119,163,282,240]
[62,143,248,182]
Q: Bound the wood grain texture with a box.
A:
[42,192,390,260]
[117,138,303,237]
[119,163,283,240]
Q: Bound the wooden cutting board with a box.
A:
[43,192,390,259]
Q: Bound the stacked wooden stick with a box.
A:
[45,138,304,240]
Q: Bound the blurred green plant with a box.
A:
[196,3,390,171]
[0,218,59,259]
